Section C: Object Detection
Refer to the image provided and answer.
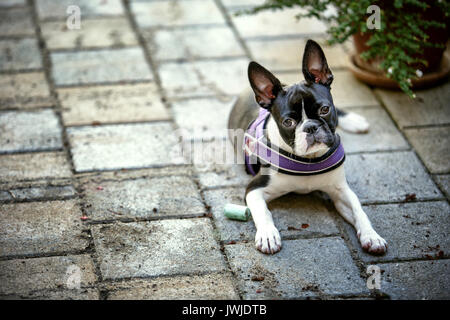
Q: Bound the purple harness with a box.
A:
[244,108,345,176]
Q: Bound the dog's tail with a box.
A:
[337,109,369,133]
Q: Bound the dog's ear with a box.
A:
[302,40,333,86]
[248,61,282,109]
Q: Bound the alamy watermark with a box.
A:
[366,265,381,290]
[66,5,81,30]
[367,5,381,30]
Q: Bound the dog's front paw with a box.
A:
[255,225,282,254]
[358,230,387,254]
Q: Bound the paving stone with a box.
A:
[337,107,409,153]
[342,201,450,263]
[0,72,53,109]
[434,174,450,199]
[144,26,245,61]
[183,139,249,189]
[204,187,339,242]
[332,71,380,108]
[278,70,380,108]
[0,0,26,7]
[76,164,195,182]
[0,255,96,296]
[81,176,205,222]
[0,191,10,201]
[0,152,72,181]
[377,260,450,299]
[0,109,63,154]
[189,140,251,188]
[198,165,251,189]
[231,8,326,39]
[131,0,225,28]
[404,126,450,174]
[91,218,226,280]
[58,83,170,126]
[345,151,442,204]
[0,7,34,36]
[375,82,450,128]
[183,138,247,173]
[159,58,249,98]
[67,123,184,172]
[50,48,153,86]
[172,96,236,141]
[225,237,368,299]
[41,17,138,50]
[0,200,89,257]
[18,288,100,300]
[106,273,239,300]
[3,185,76,202]
[248,38,349,71]
[0,38,42,71]
[35,0,124,20]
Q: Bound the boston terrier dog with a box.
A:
[228,39,387,255]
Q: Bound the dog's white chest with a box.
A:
[264,165,346,195]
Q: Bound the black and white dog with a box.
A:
[228,40,387,255]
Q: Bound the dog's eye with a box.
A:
[319,106,330,116]
[282,118,297,129]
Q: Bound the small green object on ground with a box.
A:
[223,203,251,221]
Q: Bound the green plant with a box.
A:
[244,0,449,97]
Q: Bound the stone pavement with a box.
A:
[0,0,449,300]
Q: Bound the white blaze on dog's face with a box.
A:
[294,100,331,157]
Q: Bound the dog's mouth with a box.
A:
[294,126,335,157]
[294,135,329,157]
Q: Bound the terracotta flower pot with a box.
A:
[349,2,449,90]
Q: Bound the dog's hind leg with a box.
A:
[337,108,370,133]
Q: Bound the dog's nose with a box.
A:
[303,122,318,134]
